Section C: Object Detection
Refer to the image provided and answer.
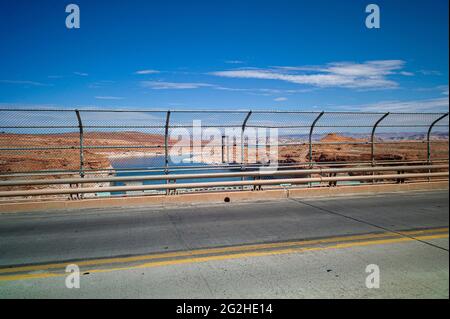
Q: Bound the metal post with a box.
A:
[164,111,171,194]
[227,135,230,163]
[309,112,324,167]
[240,111,252,190]
[241,111,252,167]
[427,113,448,164]
[221,135,225,164]
[74,110,84,178]
[255,134,259,164]
[371,112,390,166]
[164,111,171,173]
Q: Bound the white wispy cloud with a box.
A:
[94,96,124,100]
[0,80,51,87]
[418,70,442,76]
[213,86,283,95]
[74,72,89,77]
[88,81,115,89]
[416,84,449,96]
[135,69,160,75]
[225,60,245,64]
[141,80,313,96]
[341,97,449,112]
[274,97,288,102]
[212,60,409,89]
[438,85,449,96]
[141,81,214,89]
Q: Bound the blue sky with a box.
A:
[0,0,448,112]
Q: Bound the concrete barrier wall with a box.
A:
[0,181,447,214]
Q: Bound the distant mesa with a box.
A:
[320,133,364,143]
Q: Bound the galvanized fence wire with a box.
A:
[0,108,448,177]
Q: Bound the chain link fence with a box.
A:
[0,108,448,178]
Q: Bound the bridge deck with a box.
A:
[0,190,448,298]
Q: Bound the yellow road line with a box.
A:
[0,232,447,282]
[0,273,60,281]
[88,233,449,275]
[0,227,447,275]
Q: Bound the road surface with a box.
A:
[0,190,448,298]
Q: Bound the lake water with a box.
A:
[109,155,243,192]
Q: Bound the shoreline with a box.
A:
[104,151,163,159]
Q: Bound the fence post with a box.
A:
[74,110,84,178]
[240,111,252,190]
[164,110,171,194]
[227,135,230,163]
[371,112,390,166]
[309,111,324,167]
[221,135,226,164]
[241,111,252,167]
[427,113,448,164]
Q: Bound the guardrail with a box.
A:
[0,164,447,187]
[0,173,447,198]
[1,159,448,178]
[0,165,447,198]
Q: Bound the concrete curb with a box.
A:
[0,181,448,214]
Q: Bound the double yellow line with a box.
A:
[0,227,448,282]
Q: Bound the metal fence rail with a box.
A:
[1,164,446,187]
[0,170,448,198]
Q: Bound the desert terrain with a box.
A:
[0,132,166,174]
[0,131,448,175]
